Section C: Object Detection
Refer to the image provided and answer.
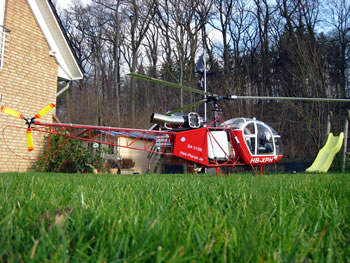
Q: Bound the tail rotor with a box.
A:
[26,128,34,152]
[1,106,24,119]
[34,103,55,119]
[0,102,55,151]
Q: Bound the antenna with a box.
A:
[203,42,207,126]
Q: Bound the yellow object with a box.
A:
[1,106,23,119]
[306,132,344,173]
[34,103,55,119]
[26,128,34,152]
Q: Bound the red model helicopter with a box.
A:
[1,74,349,176]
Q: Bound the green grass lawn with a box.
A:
[0,172,349,262]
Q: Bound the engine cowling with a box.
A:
[151,112,202,129]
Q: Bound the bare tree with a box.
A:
[209,0,234,79]
[121,0,156,124]
[254,0,276,96]
[325,0,350,98]
[157,0,209,110]
[92,0,125,125]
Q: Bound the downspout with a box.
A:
[56,80,71,97]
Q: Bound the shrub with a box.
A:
[34,134,105,173]
[119,158,135,169]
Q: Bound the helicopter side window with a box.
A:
[222,118,246,129]
[244,123,255,134]
[257,124,274,155]
[274,136,283,155]
[244,123,256,154]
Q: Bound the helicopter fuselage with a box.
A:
[171,125,283,169]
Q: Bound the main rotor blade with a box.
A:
[228,95,350,103]
[128,73,209,96]
[166,100,206,115]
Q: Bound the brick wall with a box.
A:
[0,0,57,172]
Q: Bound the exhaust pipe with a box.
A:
[151,113,185,126]
[151,112,202,128]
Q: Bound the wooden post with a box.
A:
[342,111,349,173]
[326,113,331,135]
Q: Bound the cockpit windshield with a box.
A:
[222,118,283,156]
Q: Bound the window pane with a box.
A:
[257,124,274,155]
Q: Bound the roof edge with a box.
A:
[46,0,85,75]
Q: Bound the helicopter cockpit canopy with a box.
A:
[222,118,283,156]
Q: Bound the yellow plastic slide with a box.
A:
[306,132,344,173]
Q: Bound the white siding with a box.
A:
[0,0,5,26]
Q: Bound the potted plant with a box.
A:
[106,158,119,174]
[118,158,135,174]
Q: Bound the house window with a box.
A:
[108,144,115,154]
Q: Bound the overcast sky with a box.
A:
[55,0,91,11]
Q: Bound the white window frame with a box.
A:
[0,0,6,27]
